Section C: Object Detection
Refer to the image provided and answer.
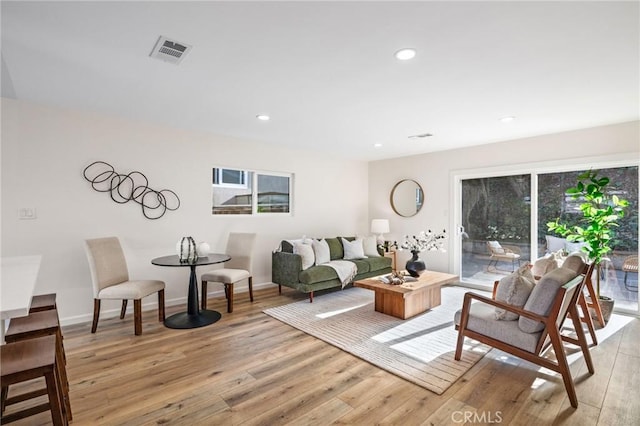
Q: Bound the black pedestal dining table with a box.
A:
[151,254,230,329]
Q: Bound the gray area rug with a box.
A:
[263,286,491,395]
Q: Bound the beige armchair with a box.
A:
[486,240,521,272]
[200,233,256,313]
[454,258,595,408]
[84,237,165,335]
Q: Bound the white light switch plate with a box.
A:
[18,208,37,220]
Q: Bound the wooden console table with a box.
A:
[354,270,458,319]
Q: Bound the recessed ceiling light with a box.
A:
[256,114,270,121]
[373,143,383,148]
[408,133,433,139]
[500,116,515,123]
[394,48,416,61]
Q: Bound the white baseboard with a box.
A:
[59,281,278,327]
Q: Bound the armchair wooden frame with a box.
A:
[455,263,595,408]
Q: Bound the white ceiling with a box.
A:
[1,1,638,161]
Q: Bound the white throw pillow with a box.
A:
[363,235,381,257]
[565,240,586,254]
[312,239,331,265]
[341,237,365,260]
[487,240,505,254]
[545,235,566,253]
[494,264,536,320]
[531,256,559,278]
[293,242,315,270]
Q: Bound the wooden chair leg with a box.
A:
[54,329,72,421]
[120,300,128,319]
[278,284,282,295]
[44,361,66,426]
[549,328,578,408]
[201,281,208,310]
[569,304,595,374]
[309,291,314,303]
[91,299,100,333]
[158,289,165,321]
[248,277,254,302]
[226,283,234,313]
[578,292,598,345]
[133,299,142,336]
[1,386,7,412]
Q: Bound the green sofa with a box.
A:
[272,236,393,302]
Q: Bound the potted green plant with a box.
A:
[547,170,629,324]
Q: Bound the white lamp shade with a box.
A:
[371,219,390,234]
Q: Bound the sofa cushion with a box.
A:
[299,265,339,285]
[494,264,535,321]
[326,237,344,260]
[366,256,392,272]
[350,259,371,275]
[342,237,365,260]
[531,255,558,278]
[312,239,330,265]
[281,238,311,253]
[293,242,315,270]
[518,267,578,333]
[454,302,541,353]
[561,255,586,275]
[363,235,381,257]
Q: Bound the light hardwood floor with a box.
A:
[5,286,639,425]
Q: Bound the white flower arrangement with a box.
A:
[398,229,447,253]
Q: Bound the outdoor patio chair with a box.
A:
[623,255,638,292]
[486,241,521,272]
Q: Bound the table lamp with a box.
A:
[371,219,390,245]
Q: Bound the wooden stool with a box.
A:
[0,335,67,425]
[29,293,57,313]
[3,310,72,421]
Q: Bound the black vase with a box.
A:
[406,250,426,277]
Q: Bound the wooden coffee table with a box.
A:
[354,270,458,319]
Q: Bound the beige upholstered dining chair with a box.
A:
[200,232,256,313]
[84,237,165,335]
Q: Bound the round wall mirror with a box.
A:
[390,179,424,217]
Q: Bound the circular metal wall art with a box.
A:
[83,161,180,220]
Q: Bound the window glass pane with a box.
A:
[539,166,638,311]
[257,174,290,213]
[222,169,244,185]
[461,174,531,284]
[212,170,253,214]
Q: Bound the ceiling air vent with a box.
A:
[149,36,192,65]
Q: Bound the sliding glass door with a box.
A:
[538,166,638,312]
[457,164,638,314]
[460,174,531,284]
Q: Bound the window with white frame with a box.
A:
[212,167,292,215]
[212,168,249,188]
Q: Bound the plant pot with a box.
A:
[598,296,615,324]
[589,296,615,326]
[405,250,426,278]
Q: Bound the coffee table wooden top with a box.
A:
[354,270,459,297]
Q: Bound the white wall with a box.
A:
[1,98,370,324]
[369,121,640,272]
